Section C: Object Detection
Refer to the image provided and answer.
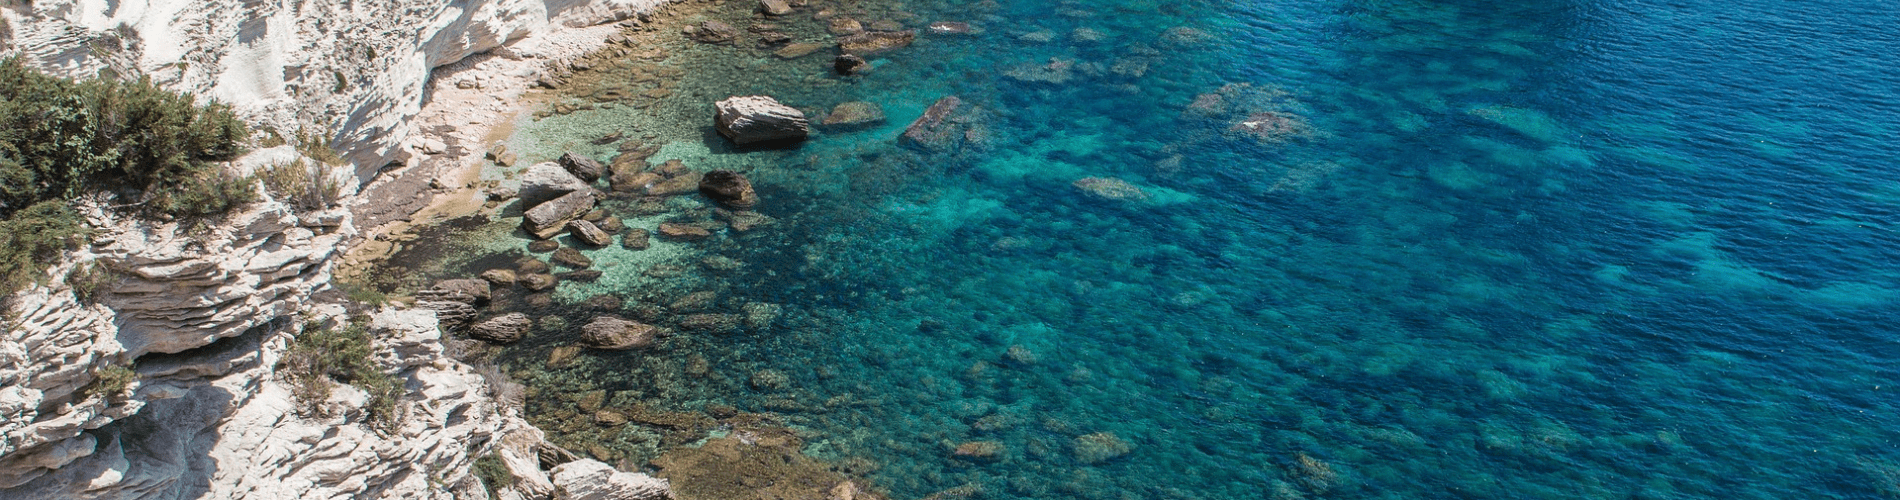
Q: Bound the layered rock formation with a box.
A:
[0,0,669,183]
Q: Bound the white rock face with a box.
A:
[0,0,670,182]
[550,459,671,500]
[0,197,353,490]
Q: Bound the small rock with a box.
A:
[1072,177,1151,202]
[568,220,613,247]
[480,269,518,286]
[715,96,810,145]
[517,258,551,275]
[717,209,776,232]
[558,152,606,183]
[749,369,790,390]
[755,31,793,46]
[496,152,518,166]
[1073,432,1133,464]
[953,441,1005,462]
[900,96,967,152]
[599,216,627,233]
[519,162,592,209]
[548,346,583,368]
[668,291,719,312]
[652,159,690,178]
[521,274,559,291]
[423,278,491,304]
[647,172,703,196]
[828,17,864,36]
[485,186,518,201]
[658,223,712,241]
[742,302,783,329]
[834,54,869,75]
[678,313,741,333]
[838,30,916,55]
[583,295,624,310]
[611,170,664,193]
[529,240,561,253]
[561,270,603,282]
[774,42,827,59]
[690,20,738,44]
[622,229,652,250]
[468,313,532,343]
[820,101,886,130]
[524,190,600,239]
[595,410,628,426]
[761,0,794,15]
[551,247,593,269]
[581,316,659,350]
[928,22,974,34]
[698,170,759,209]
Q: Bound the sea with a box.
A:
[380,0,1900,498]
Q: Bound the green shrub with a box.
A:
[471,451,517,496]
[81,365,138,401]
[281,319,404,430]
[259,159,343,211]
[0,56,251,217]
[0,201,90,297]
[66,261,116,303]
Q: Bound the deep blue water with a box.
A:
[430,0,1900,498]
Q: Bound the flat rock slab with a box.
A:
[838,30,916,55]
[900,96,966,152]
[520,162,592,210]
[524,190,598,239]
[715,96,809,145]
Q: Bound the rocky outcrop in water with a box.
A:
[838,30,917,55]
[901,96,968,152]
[560,152,608,183]
[699,170,760,209]
[525,190,602,239]
[715,96,810,145]
[581,317,659,350]
[522,162,597,209]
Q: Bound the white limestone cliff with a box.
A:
[0,0,668,182]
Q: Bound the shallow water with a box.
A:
[395,0,1900,498]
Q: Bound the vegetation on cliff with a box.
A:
[0,56,255,296]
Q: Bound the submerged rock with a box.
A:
[761,0,794,16]
[480,269,517,286]
[715,96,810,145]
[520,162,593,209]
[953,441,1005,462]
[421,278,491,304]
[834,54,869,75]
[774,42,827,59]
[524,190,599,239]
[647,171,703,196]
[623,228,652,250]
[558,152,606,183]
[658,223,713,241]
[820,101,887,130]
[612,169,663,193]
[551,247,594,269]
[1073,432,1133,464]
[698,170,759,209]
[569,220,613,247]
[1072,177,1151,202]
[827,17,864,36]
[581,316,659,350]
[838,30,916,55]
[521,274,558,291]
[687,20,738,44]
[529,240,561,253]
[678,314,741,333]
[469,313,532,344]
[900,96,965,152]
[928,22,975,35]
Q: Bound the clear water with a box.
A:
[401,0,1900,498]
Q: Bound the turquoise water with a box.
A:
[409,0,1900,498]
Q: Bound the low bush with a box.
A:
[281,319,404,430]
[0,201,90,298]
[259,159,344,211]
